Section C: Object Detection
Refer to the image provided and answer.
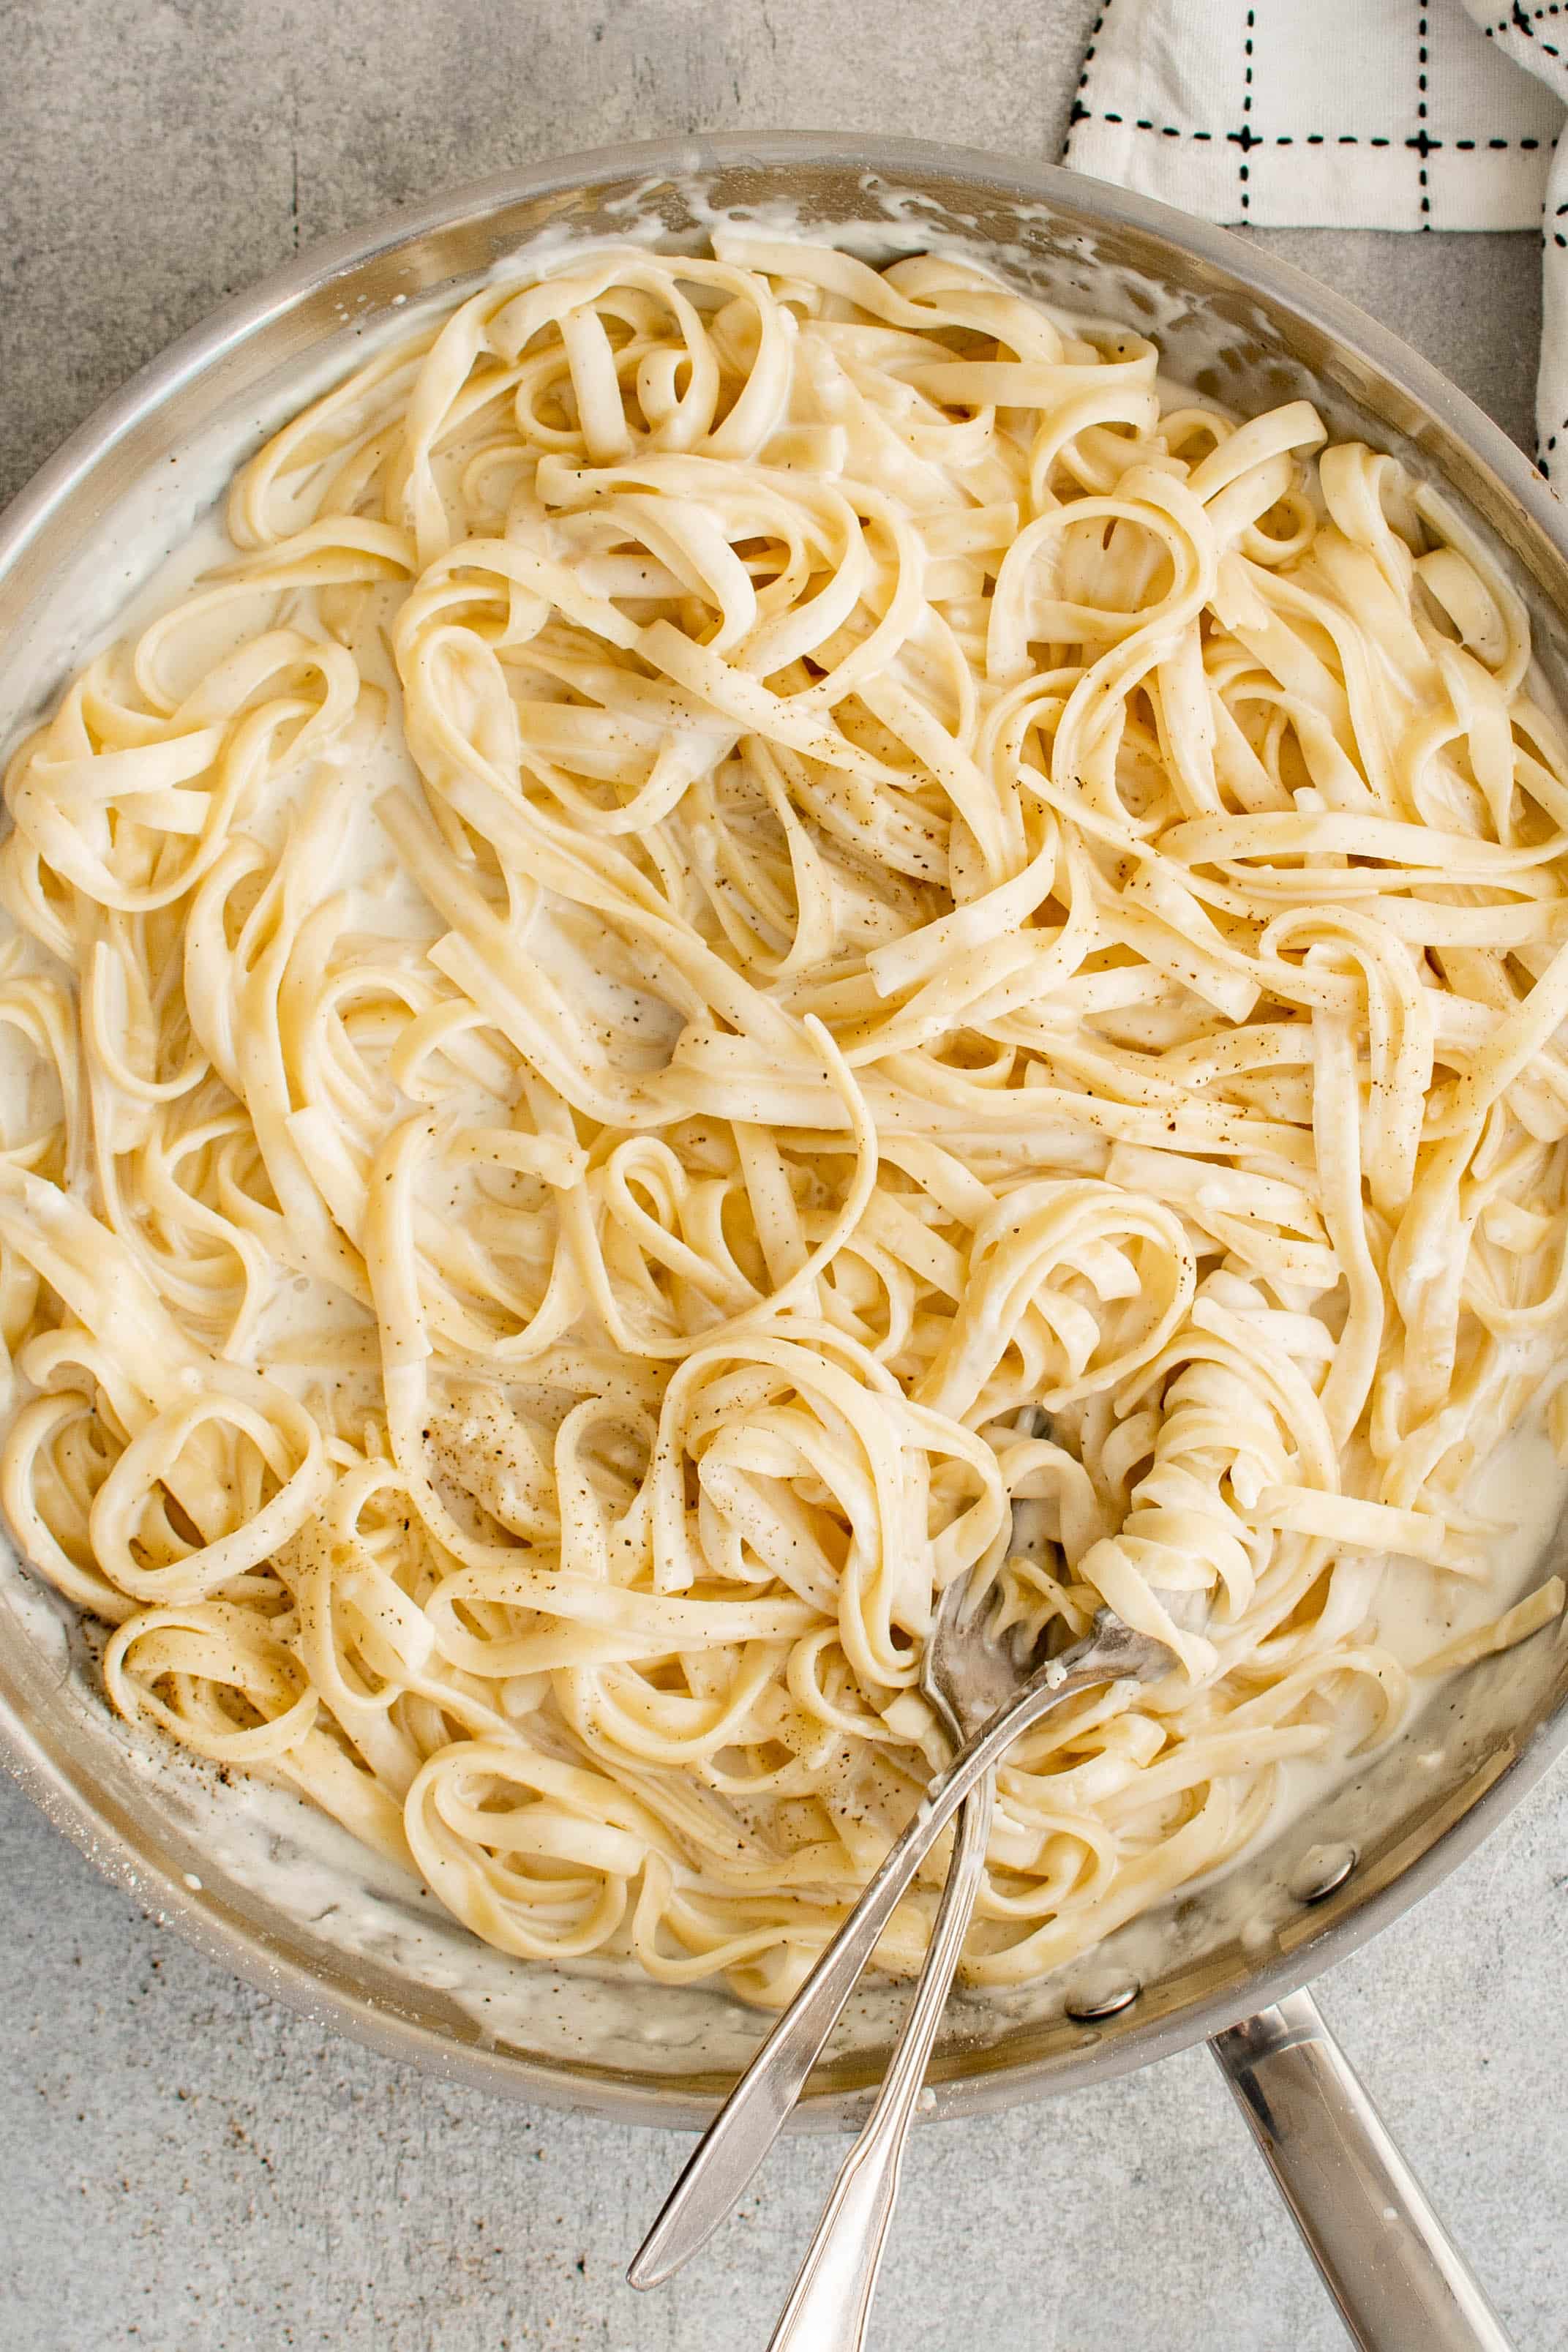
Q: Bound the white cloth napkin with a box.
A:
[1064,0,1568,473]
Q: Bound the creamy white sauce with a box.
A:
[1193,1417,1568,1890]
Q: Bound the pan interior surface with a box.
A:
[3,135,1567,2129]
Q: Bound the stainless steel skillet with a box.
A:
[0,128,1564,2344]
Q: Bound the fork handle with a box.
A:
[766,1778,995,2352]
[628,1613,1157,2289]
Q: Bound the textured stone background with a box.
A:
[0,4,1562,2347]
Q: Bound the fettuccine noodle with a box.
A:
[2,235,1566,2004]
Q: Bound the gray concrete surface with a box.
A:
[0,4,1563,2347]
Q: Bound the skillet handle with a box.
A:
[1210,1990,1514,2352]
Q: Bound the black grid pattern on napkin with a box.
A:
[1067,0,1547,227]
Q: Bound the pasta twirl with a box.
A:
[1,236,1566,2006]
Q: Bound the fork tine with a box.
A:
[980,1573,1016,1644]
[1009,1615,1046,1673]
[952,1565,995,1630]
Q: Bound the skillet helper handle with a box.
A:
[1210,1990,1515,2352]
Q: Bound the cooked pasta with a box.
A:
[1,233,1566,2005]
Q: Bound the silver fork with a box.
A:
[628,1598,1171,2298]
[761,1572,1145,2352]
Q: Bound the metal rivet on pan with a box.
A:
[1065,1972,1141,2023]
[1288,1841,1357,1905]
